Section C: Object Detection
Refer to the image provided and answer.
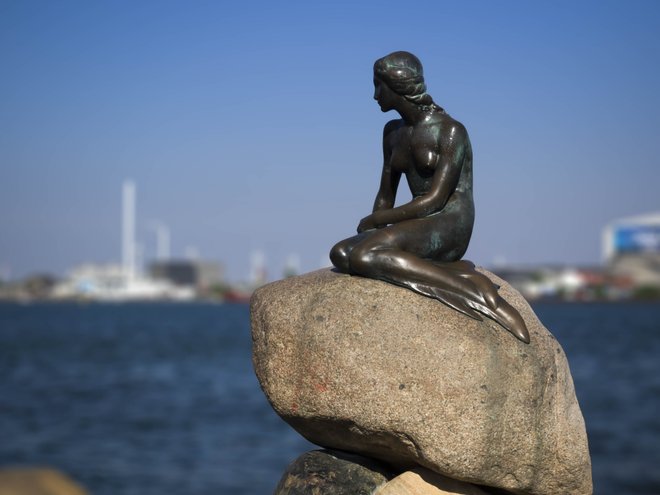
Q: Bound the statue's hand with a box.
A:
[357,215,378,233]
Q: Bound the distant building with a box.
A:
[249,251,267,287]
[193,260,224,290]
[603,212,660,287]
[150,261,196,286]
[492,265,587,300]
[491,264,632,301]
[149,260,223,291]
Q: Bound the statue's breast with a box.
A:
[406,168,434,197]
[386,126,414,173]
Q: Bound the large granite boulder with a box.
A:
[251,269,592,495]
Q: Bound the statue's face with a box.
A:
[373,77,397,112]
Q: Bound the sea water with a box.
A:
[0,301,659,494]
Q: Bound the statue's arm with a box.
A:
[373,122,401,212]
[371,123,466,226]
[357,122,401,233]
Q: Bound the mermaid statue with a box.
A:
[330,51,530,343]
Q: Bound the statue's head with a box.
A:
[373,51,433,107]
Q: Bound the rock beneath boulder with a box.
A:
[274,449,392,494]
[376,467,490,495]
[252,269,592,495]
[0,468,88,495]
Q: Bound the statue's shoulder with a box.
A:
[432,113,469,145]
[383,118,404,135]
[433,111,466,132]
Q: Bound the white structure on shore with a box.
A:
[53,180,193,301]
[52,263,193,301]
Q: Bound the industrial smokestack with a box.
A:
[122,180,136,279]
[150,221,171,261]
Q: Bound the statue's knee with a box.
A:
[329,243,350,272]
[349,247,377,275]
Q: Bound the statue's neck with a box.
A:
[397,103,436,125]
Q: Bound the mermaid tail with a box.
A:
[409,280,484,321]
[394,263,530,344]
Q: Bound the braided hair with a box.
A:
[373,51,442,111]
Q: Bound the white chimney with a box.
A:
[122,180,136,279]
[152,221,171,261]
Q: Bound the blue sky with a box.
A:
[1,0,659,282]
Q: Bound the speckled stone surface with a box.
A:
[273,449,392,495]
[251,269,592,495]
[0,468,89,495]
[375,467,490,495]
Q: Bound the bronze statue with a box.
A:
[330,51,530,343]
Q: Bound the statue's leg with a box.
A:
[349,242,483,305]
[329,232,374,273]
[347,229,529,343]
